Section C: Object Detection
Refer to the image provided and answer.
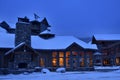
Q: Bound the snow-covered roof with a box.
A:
[0,32,97,50]
[94,34,120,41]
[40,30,52,34]
[0,27,7,33]
[5,42,25,55]
[88,41,97,50]
[31,36,97,50]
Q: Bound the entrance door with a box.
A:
[18,63,27,68]
[71,51,78,70]
[72,57,78,70]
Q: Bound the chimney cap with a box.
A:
[18,16,29,22]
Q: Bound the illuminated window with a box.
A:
[66,51,70,57]
[59,52,64,67]
[40,58,44,67]
[52,52,57,57]
[59,52,64,57]
[59,58,64,66]
[103,59,110,65]
[116,57,120,65]
[52,52,57,67]
[89,59,93,67]
[52,58,57,67]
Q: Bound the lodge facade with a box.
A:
[1,16,120,73]
[92,34,120,66]
[0,17,97,73]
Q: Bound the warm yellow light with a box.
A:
[52,58,57,67]
[52,60,56,64]
[116,58,119,64]
[59,58,64,66]
[59,52,64,57]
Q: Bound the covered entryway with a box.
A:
[18,63,28,68]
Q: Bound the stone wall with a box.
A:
[15,22,31,46]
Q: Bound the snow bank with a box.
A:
[94,66,120,70]
[56,67,66,73]
[23,72,29,75]
[113,70,120,73]
[1,71,120,80]
[94,66,120,72]
[41,68,50,74]
[34,67,41,72]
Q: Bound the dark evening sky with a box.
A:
[0,0,120,37]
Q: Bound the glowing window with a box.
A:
[59,52,64,57]
[89,58,93,67]
[116,57,120,65]
[59,58,64,66]
[103,59,110,65]
[66,51,70,57]
[40,58,44,67]
[52,58,57,67]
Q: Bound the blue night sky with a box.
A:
[0,0,120,37]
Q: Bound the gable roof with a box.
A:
[41,18,50,27]
[93,34,120,41]
[31,35,97,50]
[5,42,39,55]
[0,26,7,33]
[5,42,25,55]
[0,32,97,50]
[66,42,84,50]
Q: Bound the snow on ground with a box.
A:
[0,70,120,80]
[94,66,120,69]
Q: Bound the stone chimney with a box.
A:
[15,17,31,47]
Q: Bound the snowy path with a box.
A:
[0,71,120,80]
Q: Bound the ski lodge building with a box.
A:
[0,17,97,72]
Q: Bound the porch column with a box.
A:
[111,47,116,66]
[84,51,88,68]
[37,55,40,67]
[70,51,73,69]
[114,46,117,66]
[56,51,59,67]
[76,51,79,69]
[64,51,66,68]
